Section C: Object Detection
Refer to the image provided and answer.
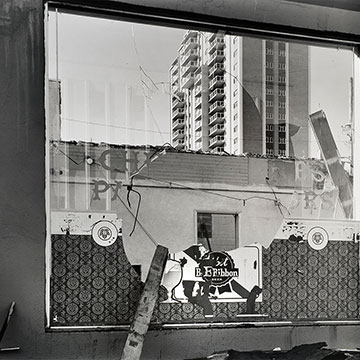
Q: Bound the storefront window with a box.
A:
[46,8,359,328]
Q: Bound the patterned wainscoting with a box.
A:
[261,239,359,320]
[51,236,359,326]
[51,234,142,326]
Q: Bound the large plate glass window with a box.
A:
[46,7,359,328]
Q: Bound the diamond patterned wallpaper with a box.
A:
[51,234,142,326]
[50,236,359,326]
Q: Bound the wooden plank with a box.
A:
[0,301,20,352]
[309,110,353,218]
[120,245,168,360]
[0,302,15,343]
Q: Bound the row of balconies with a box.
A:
[195,129,202,138]
[181,49,199,66]
[182,61,199,76]
[183,30,198,42]
[209,123,225,137]
[209,112,225,126]
[195,97,202,108]
[171,117,226,151]
[171,84,180,94]
[171,76,179,86]
[209,101,225,114]
[173,121,225,138]
[195,73,202,86]
[212,146,225,153]
[209,135,225,148]
[183,36,199,53]
[170,61,179,76]
[173,127,225,145]
[172,108,185,119]
[194,84,202,97]
[209,75,225,90]
[182,73,195,89]
[172,97,185,109]
[176,65,224,91]
[208,50,225,66]
[209,63,225,77]
[195,120,202,131]
[173,129,185,140]
[209,38,225,55]
[172,118,185,130]
[173,138,185,149]
[194,108,202,120]
[209,88,225,103]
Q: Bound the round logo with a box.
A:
[307,226,328,250]
[91,220,118,247]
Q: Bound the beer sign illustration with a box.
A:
[195,251,239,288]
[162,244,262,310]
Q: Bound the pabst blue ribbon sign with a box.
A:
[195,251,239,286]
[162,244,262,316]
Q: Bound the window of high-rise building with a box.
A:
[279,63,286,70]
[266,75,274,82]
[266,48,274,55]
[266,62,273,68]
[266,88,273,95]
[266,100,273,107]
[279,76,286,83]
[233,101,238,109]
[279,50,286,57]
[279,102,286,108]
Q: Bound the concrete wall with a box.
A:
[1,0,360,359]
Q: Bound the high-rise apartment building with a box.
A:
[170,31,309,157]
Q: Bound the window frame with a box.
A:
[45,0,360,329]
[195,210,240,251]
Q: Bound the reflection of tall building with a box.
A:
[170,31,309,157]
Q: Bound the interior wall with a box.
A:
[0,0,359,359]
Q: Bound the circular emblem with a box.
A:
[307,226,328,250]
[91,220,118,247]
[199,251,239,286]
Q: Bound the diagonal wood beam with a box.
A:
[120,245,168,360]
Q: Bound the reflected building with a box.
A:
[170,31,309,157]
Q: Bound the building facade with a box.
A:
[170,31,309,157]
[2,1,360,359]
